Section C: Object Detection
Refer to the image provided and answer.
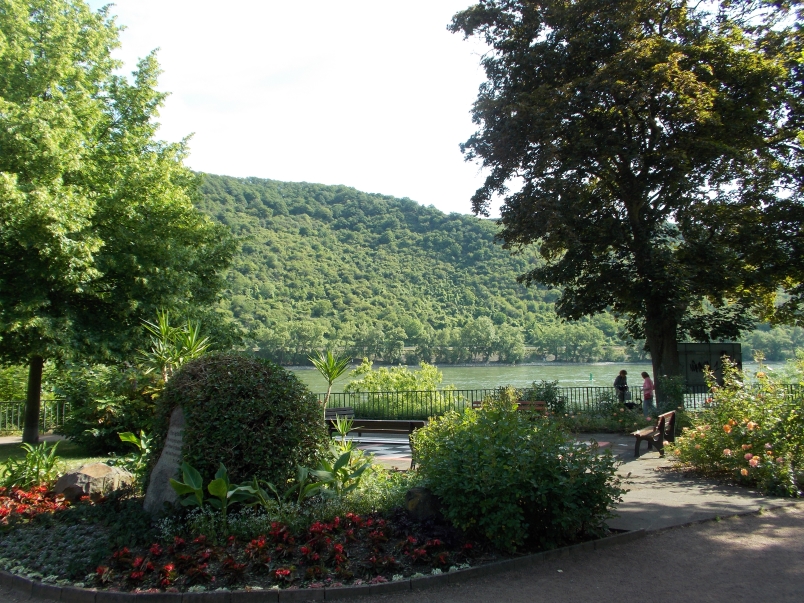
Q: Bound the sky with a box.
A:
[85,1,496,216]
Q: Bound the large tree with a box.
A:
[451,0,804,381]
[0,0,235,442]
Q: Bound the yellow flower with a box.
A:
[723,424,732,434]
[741,468,748,476]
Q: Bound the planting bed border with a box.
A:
[0,529,645,602]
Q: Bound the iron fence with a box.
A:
[0,399,69,434]
[317,384,803,420]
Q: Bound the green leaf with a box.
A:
[181,463,203,490]
[333,450,351,473]
[169,479,197,496]
[207,477,228,499]
[118,432,139,445]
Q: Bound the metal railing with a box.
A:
[317,384,803,420]
[0,399,69,434]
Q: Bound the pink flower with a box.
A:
[723,449,732,457]
[744,453,753,460]
[764,443,773,449]
[776,457,784,464]
[749,458,759,467]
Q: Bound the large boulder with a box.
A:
[54,463,134,502]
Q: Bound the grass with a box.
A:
[0,438,110,471]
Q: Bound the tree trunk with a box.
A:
[644,308,683,411]
[23,355,44,444]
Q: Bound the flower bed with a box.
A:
[0,486,72,524]
[90,510,483,592]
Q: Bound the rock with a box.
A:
[143,406,185,514]
[54,463,133,502]
[404,486,443,522]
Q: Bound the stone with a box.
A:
[54,463,133,502]
[143,406,185,514]
[404,486,443,522]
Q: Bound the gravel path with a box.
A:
[2,504,802,603]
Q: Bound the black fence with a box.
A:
[0,399,70,434]
[318,384,803,420]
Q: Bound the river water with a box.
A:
[290,361,779,394]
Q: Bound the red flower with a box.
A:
[149,543,163,557]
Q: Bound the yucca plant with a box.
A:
[308,350,350,420]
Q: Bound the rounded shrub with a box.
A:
[411,388,624,552]
[153,352,327,486]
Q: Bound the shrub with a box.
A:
[154,353,328,488]
[343,359,460,419]
[0,442,62,489]
[522,380,565,414]
[411,390,624,552]
[673,361,803,497]
[54,364,156,454]
[560,390,654,433]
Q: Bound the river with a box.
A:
[290,361,781,394]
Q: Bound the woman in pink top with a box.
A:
[641,371,655,417]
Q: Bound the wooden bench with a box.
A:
[632,411,676,458]
[471,400,547,412]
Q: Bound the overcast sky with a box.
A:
[86,1,495,216]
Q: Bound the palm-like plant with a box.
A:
[308,350,351,420]
[139,309,212,383]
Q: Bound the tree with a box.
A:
[451,0,804,381]
[0,0,235,443]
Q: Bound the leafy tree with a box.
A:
[344,359,451,393]
[451,0,804,379]
[0,0,234,442]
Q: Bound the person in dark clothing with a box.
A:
[614,369,633,409]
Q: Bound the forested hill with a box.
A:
[197,174,800,364]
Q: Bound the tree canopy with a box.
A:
[451,0,804,379]
[0,0,234,442]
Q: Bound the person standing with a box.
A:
[641,371,655,417]
[614,370,632,408]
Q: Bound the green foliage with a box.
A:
[559,391,654,434]
[522,380,565,414]
[0,442,61,489]
[656,375,687,414]
[345,359,450,393]
[411,394,624,551]
[54,364,156,454]
[310,447,372,500]
[450,0,804,378]
[154,352,327,488]
[343,359,460,419]
[309,350,350,416]
[139,310,212,384]
[673,362,804,497]
[170,462,206,508]
[107,430,152,490]
[0,0,235,441]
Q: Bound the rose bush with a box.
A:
[672,361,803,497]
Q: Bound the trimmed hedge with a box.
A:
[152,353,327,486]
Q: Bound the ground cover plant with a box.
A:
[672,361,804,497]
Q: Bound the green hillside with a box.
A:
[198,173,802,364]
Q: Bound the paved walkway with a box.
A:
[2,432,802,601]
